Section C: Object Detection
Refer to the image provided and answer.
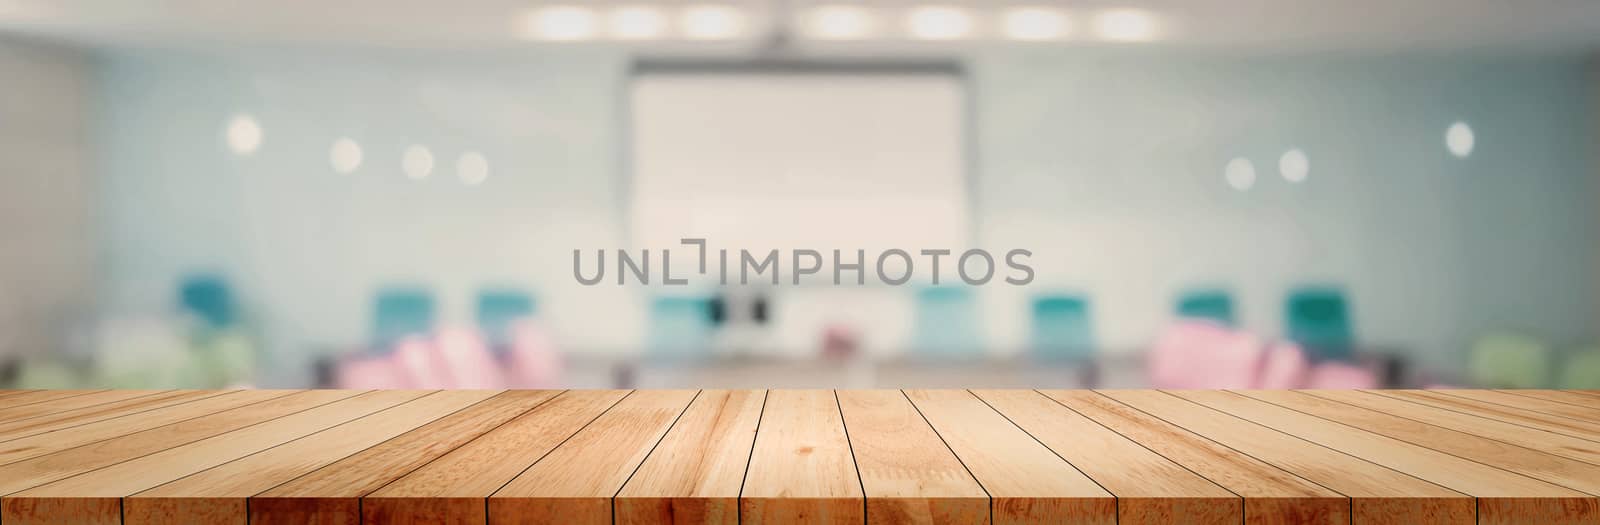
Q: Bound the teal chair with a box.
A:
[1176,289,1235,326]
[373,287,436,350]
[179,274,236,328]
[477,288,536,348]
[1286,287,1354,361]
[912,287,983,357]
[1031,294,1094,360]
[648,296,715,358]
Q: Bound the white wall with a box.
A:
[89,48,1598,380]
[0,38,92,360]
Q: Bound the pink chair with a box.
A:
[336,356,410,389]
[434,328,506,389]
[1255,343,1310,389]
[392,336,451,388]
[505,320,563,388]
[1148,320,1265,389]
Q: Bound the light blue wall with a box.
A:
[92,48,1596,380]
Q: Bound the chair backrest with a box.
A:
[1285,287,1354,361]
[1176,289,1236,327]
[372,287,435,351]
[179,274,236,328]
[476,288,536,348]
[913,287,984,357]
[1256,342,1310,389]
[648,296,716,358]
[1467,332,1550,388]
[1031,294,1093,360]
[1557,349,1600,389]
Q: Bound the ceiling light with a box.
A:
[1092,8,1158,42]
[224,114,262,156]
[1446,121,1474,158]
[523,6,597,41]
[402,145,434,180]
[608,6,667,39]
[681,5,744,40]
[1001,7,1069,41]
[1225,157,1255,191]
[807,5,876,40]
[907,6,972,40]
[1279,148,1309,183]
[330,138,363,174]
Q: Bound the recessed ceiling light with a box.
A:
[402,145,434,180]
[907,6,972,40]
[522,6,597,41]
[1279,148,1309,183]
[1092,8,1158,42]
[806,5,876,40]
[1225,157,1255,191]
[681,5,744,40]
[458,152,489,185]
[608,6,667,39]
[1446,121,1474,158]
[330,138,363,174]
[1001,7,1069,41]
[224,114,262,156]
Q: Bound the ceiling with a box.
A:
[2,0,1599,55]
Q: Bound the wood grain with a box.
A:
[0,390,228,443]
[1306,390,1600,465]
[1187,390,1598,525]
[615,389,765,525]
[3,390,423,525]
[0,390,164,424]
[251,389,562,525]
[1439,389,1600,422]
[973,389,1236,525]
[124,390,497,525]
[490,390,698,524]
[1500,390,1600,412]
[0,389,316,494]
[838,389,989,525]
[1039,390,1346,525]
[361,389,628,525]
[906,389,1114,525]
[1242,390,1600,495]
[741,389,865,524]
[0,390,104,410]
[1371,390,1600,442]
[1124,390,1472,525]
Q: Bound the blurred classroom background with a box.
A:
[2,0,1600,390]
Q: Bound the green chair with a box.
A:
[1031,294,1094,360]
[1468,332,1550,388]
[648,296,715,358]
[373,287,436,350]
[1558,348,1600,389]
[1286,287,1354,361]
[1176,289,1235,326]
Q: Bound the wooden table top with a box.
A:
[0,389,1597,525]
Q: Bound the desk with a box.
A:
[0,389,1597,524]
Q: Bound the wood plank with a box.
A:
[1039,390,1346,525]
[1110,390,1471,524]
[973,389,1237,525]
[124,390,498,525]
[1306,390,1600,464]
[1501,390,1600,411]
[490,389,699,524]
[615,389,765,525]
[0,390,165,423]
[0,390,104,410]
[0,389,304,478]
[361,389,629,525]
[906,389,1114,525]
[251,390,563,525]
[1,390,422,525]
[839,389,989,525]
[1371,390,1600,442]
[1184,390,1597,524]
[0,390,229,443]
[741,389,865,524]
[1439,390,1600,421]
[1241,390,1600,495]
